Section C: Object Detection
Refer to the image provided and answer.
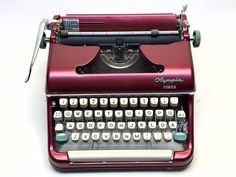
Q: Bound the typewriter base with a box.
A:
[48,153,193,171]
[50,163,193,172]
[48,143,193,171]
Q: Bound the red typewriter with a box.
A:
[26,5,200,171]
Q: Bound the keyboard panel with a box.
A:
[49,94,189,152]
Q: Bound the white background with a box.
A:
[0,0,236,176]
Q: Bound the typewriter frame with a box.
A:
[46,43,195,171]
[39,13,198,171]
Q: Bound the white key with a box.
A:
[160,97,168,107]
[71,133,80,142]
[127,122,136,130]
[138,121,146,130]
[97,122,105,130]
[145,109,153,120]
[105,110,113,120]
[87,122,95,130]
[82,133,90,142]
[165,109,174,120]
[80,98,88,108]
[169,121,177,129]
[102,132,110,142]
[148,121,157,129]
[110,98,118,108]
[69,98,78,108]
[164,132,172,141]
[133,132,141,141]
[170,97,178,107]
[115,110,123,121]
[94,110,103,120]
[84,110,93,120]
[113,132,121,141]
[153,132,162,141]
[68,150,173,162]
[100,98,108,108]
[76,122,85,130]
[74,110,83,121]
[90,98,98,108]
[140,97,148,107]
[55,123,64,132]
[66,122,75,130]
[125,110,133,120]
[59,98,68,108]
[64,110,73,121]
[143,132,151,141]
[177,110,186,120]
[107,122,116,130]
[135,110,143,119]
[117,122,126,130]
[129,97,138,107]
[120,98,128,108]
[158,121,167,130]
[150,97,158,107]
[91,132,100,141]
[53,111,62,121]
[155,110,164,120]
[123,133,131,141]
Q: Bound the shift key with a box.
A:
[56,132,69,143]
[173,132,187,142]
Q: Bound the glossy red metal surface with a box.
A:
[174,96,194,163]
[46,41,194,94]
[62,14,178,31]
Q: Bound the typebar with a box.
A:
[68,150,173,162]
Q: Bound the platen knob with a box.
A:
[192,30,201,48]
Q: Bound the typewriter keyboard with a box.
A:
[50,95,189,162]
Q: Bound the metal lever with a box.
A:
[25,19,55,83]
[181,4,188,14]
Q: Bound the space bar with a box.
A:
[68,150,173,162]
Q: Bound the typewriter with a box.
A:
[26,5,200,171]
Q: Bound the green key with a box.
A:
[173,132,187,142]
[56,133,69,143]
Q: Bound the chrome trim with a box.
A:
[67,30,179,36]
[46,91,195,97]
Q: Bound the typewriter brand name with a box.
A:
[155,77,184,84]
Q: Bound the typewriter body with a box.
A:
[26,7,200,171]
